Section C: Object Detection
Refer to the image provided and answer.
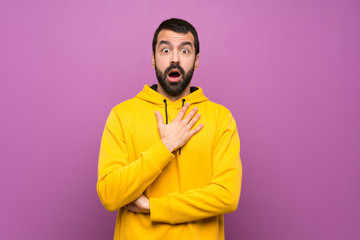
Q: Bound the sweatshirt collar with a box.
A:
[135,84,208,108]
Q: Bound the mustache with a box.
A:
[164,63,185,76]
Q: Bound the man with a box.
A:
[97,18,242,240]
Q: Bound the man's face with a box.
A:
[152,29,199,97]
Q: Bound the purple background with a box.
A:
[1,0,359,239]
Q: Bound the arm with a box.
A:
[97,104,203,212]
[96,109,175,212]
[149,113,242,224]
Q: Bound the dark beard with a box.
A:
[155,62,195,97]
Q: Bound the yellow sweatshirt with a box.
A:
[97,84,242,240]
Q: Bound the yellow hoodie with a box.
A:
[97,84,242,240]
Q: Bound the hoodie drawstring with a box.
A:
[163,99,186,155]
[181,99,186,106]
[179,99,186,155]
[163,99,168,124]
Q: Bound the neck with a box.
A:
[157,84,191,102]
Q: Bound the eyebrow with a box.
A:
[180,41,193,48]
[158,40,193,49]
[159,40,170,46]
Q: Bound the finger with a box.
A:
[155,111,164,125]
[126,203,140,212]
[138,194,149,201]
[187,113,201,129]
[189,123,204,136]
[183,107,198,123]
[174,103,190,121]
[133,195,144,206]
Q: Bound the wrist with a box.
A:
[161,138,175,152]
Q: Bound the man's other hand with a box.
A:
[155,103,203,152]
[125,194,150,214]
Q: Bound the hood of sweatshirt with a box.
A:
[135,84,208,109]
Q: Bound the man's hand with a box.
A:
[125,194,150,214]
[155,103,203,152]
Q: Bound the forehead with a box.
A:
[156,29,195,47]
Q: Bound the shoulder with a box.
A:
[102,98,141,125]
[203,99,234,119]
[110,97,141,116]
[202,100,238,135]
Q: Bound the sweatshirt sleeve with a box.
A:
[149,112,242,224]
[96,110,175,212]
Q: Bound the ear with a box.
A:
[194,53,199,70]
[151,53,155,69]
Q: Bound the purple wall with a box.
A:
[1,0,359,239]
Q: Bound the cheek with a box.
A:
[155,56,168,70]
[183,57,196,70]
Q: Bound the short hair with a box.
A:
[152,18,200,56]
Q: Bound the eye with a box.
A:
[162,48,170,53]
[181,49,189,54]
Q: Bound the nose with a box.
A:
[170,51,180,64]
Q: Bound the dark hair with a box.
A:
[152,18,200,56]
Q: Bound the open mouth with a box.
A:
[167,69,182,82]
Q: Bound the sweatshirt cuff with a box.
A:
[142,139,175,172]
[150,196,172,222]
